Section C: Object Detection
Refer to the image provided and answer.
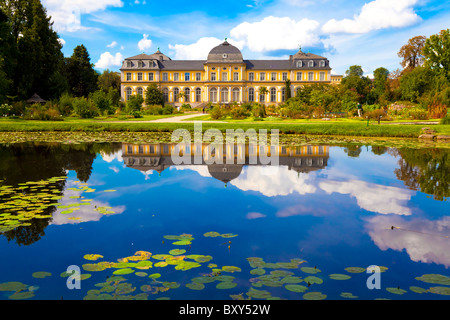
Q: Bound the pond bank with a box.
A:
[0,131,448,149]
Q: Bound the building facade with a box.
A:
[120,40,342,106]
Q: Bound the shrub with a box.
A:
[126,94,144,114]
[230,105,251,119]
[58,92,73,116]
[24,103,63,121]
[364,108,391,121]
[72,97,99,118]
[210,105,228,119]
[439,114,450,124]
[90,90,113,115]
[0,104,12,116]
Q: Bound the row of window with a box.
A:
[125,71,327,82]
[296,60,326,68]
[125,87,290,103]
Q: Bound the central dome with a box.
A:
[207,40,243,63]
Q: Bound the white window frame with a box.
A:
[319,72,325,81]
[222,72,228,81]
[211,72,216,81]
[174,73,179,81]
[137,72,143,81]
[308,72,314,81]
[260,72,265,81]
[162,73,168,81]
[126,73,132,81]
[249,72,254,81]
[196,72,201,81]
[296,72,302,81]
[184,73,190,81]
[271,72,277,81]
[282,72,288,81]
[148,72,154,81]
[233,72,239,81]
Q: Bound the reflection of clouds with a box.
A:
[101,150,123,163]
[366,215,450,267]
[171,165,211,178]
[50,185,125,225]
[319,180,413,215]
[230,166,316,197]
[246,212,267,219]
[277,204,329,218]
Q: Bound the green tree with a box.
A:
[1,0,65,100]
[422,29,450,80]
[144,84,164,106]
[0,8,14,102]
[65,44,99,97]
[341,65,372,103]
[372,67,390,103]
[89,90,111,115]
[284,79,291,101]
[97,69,121,93]
[126,94,144,113]
[399,66,433,102]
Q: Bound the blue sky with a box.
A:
[43,0,450,76]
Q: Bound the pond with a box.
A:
[0,141,448,301]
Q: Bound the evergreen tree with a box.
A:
[144,84,164,106]
[65,44,99,97]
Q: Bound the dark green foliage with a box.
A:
[126,95,144,114]
[65,45,99,97]
[72,97,99,118]
[144,84,165,106]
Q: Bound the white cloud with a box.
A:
[319,179,413,215]
[58,38,66,46]
[168,37,244,60]
[322,0,421,34]
[42,0,124,32]
[230,166,316,197]
[101,150,123,163]
[95,52,124,69]
[366,215,450,267]
[230,16,321,52]
[107,41,118,48]
[138,34,152,52]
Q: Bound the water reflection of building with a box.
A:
[122,143,329,184]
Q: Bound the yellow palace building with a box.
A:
[120,39,342,106]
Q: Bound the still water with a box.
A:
[0,142,448,300]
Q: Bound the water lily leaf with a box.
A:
[329,274,351,280]
[80,274,91,280]
[246,288,272,299]
[303,292,327,300]
[0,281,28,292]
[304,276,323,285]
[215,275,235,282]
[135,272,148,277]
[250,268,266,276]
[169,249,186,256]
[113,268,134,275]
[216,281,237,289]
[429,286,450,295]
[415,274,450,286]
[220,233,238,238]
[186,282,205,290]
[83,254,103,261]
[340,292,358,299]
[285,284,308,293]
[281,276,303,284]
[222,266,241,273]
[162,282,180,289]
[386,287,407,295]
[135,260,153,269]
[115,283,136,295]
[32,271,52,279]
[345,267,366,273]
[154,261,168,268]
[8,291,35,300]
[172,240,192,246]
[301,267,321,274]
[203,231,220,237]
[192,276,216,284]
[409,286,428,294]
[148,273,161,279]
[103,190,117,192]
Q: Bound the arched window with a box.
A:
[221,88,228,103]
[232,88,240,102]
[184,87,190,102]
[126,87,132,101]
[210,88,217,103]
[173,87,179,102]
[270,87,276,102]
[308,60,314,67]
[248,88,254,102]
[137,87,143,97]
[320,60,325,67]
[195,88,201,102]
[162,88,169,102]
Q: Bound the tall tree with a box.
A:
[65,44,99,97]
[0,9,14,102]
[145,84,164,106]
[97,69,121,93]
[372,67,390,102]
[1,0,65,100]
[397,35,426,71]
[422,29,450,80]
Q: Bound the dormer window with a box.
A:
[127,61,132,68]
[308,60,314,67]
[320,60,325,67]
[297,61,302,68]
[223,53,228,59]
[138,60,144,68]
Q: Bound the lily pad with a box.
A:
[429,286,450,295]
[386,287,407,295]
[83,254,104,261]
[192,276,216,284]
[216,281,237,289]
[303,291,327,300]
[409,286,428,294]
[32,271,52,279]
[148,273,161,279]
[8,291,35,300]
[203,231,220,237]
[162,282,180,289]
[186,282,205,290]
[0,281,28,292]
[250,268,266,276]
[415,274,450,286]
[113,268,134,275]
[281,276,303,284]
[304,276,323,285]
[169,249,186,256]
[285,284,308,293]
[329,274,351,280]
[301,267,321,274]
[246,288,272,299]
[222,266,241,273]
[345,267,366,273]
[340,292,358,299]
[82,264,107,272]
